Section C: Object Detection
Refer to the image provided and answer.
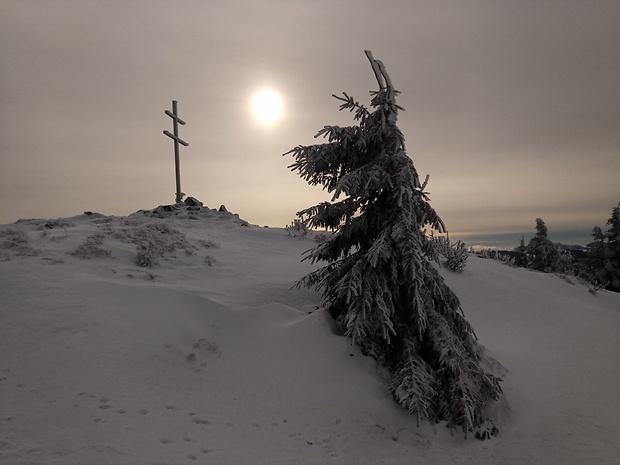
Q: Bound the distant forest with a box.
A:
[476,204,620,293]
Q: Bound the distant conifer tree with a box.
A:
[285,51,502,437]
[526,218,560,272]
[582,203,620,292]
[605,203,620,291]
[514,236,528,268]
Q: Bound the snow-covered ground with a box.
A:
[1,205,618,465]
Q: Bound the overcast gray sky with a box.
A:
[1,0,619,247]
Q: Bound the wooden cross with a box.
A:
[163,100,189,204]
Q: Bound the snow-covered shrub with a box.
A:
[0,228,40,257]
[131,223,193,268]
[556,273,576,285]
[313,232,331,243]
[69,234,111,259]
[587,281,607,295]
[103,220,198,267]
[496,252,514,265]
[285,219,308,239]
[199,239,219,248]
[434,236,468,272]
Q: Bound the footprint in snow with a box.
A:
[191,417,210,425]
[92,444,123,456]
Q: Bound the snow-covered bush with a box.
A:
[199,239,219,249]
[313,232,331,243]
[285,219,308,239]
[434,235,468,272]
[104,219,198,268]
[131,223,194,268]
[0,228,40,257]
[587,281,607,295]
[69,234,111,259]
[285,51,502,436]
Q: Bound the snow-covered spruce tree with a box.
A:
[513,236,528,268]
[581,203,620,292]
[603,203,620,291]
[526,218,560,273]
[434,234,469,272]
[285,51,502,437]
[582,226,607,287]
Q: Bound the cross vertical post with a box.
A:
[163,100,189,204]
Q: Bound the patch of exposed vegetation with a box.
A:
[70,234,111,259]
[0,228,40,257]
[130,223,195,268]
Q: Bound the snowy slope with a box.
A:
[1,206,619,465]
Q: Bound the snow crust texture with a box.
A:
[1,207,619,464]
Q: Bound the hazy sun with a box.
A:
[251,89,283,125]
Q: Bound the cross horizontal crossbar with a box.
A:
[163,130,189,146]
[165,110,186,125]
